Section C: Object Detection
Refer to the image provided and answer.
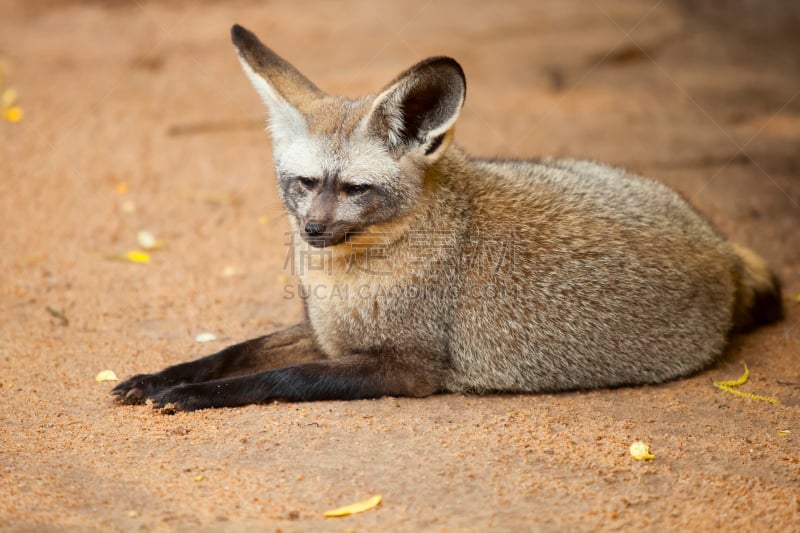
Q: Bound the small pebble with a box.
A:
[195,332,217,343]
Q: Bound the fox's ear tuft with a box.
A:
[231,25,323,141]
[368,57,466,157]
[230,24,252,48]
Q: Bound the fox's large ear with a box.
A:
[367,57,466,158]
[231,24,323,142]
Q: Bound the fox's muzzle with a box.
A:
[300,219,355,248]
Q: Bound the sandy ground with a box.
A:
[1,0,799,531]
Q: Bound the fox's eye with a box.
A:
[297,177,318,190]
[344,183,371,196]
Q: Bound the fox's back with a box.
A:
[445,154,738,392]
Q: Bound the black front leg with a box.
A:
[112,322,324,405]
[150,354,443,412]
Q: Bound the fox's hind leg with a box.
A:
[112,322,324,405]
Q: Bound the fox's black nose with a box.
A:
[304,221,326,236]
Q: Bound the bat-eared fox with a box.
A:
[113,25,782,411]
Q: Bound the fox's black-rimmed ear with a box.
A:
[367,57,466,157]
[231,24,324,141]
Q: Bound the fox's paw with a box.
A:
[112,374,172,405]
[150,383,213,413]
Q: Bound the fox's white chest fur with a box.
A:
[296,234,454,360]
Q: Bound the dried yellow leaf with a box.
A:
[1,87,17,107]
[713,363,778,404]
[125,250,151,263]
[101,251,148,263]
[194,475,203,481]
[2,106,22,122]
[324,495,382,517]
[95,370,118,382]
[630,441,654,461]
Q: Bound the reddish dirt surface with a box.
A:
[1,1,799,531]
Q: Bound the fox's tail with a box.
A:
[730,243,783,332]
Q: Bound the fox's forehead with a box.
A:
[275,135,398,185]
[274,98,399,184]
[305,97,372,137]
